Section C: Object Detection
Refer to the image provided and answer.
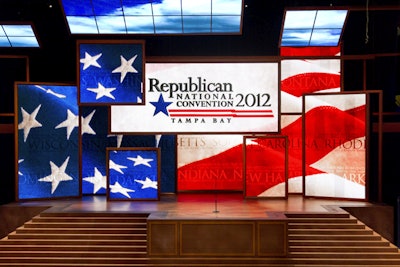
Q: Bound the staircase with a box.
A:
[0,211,400,266]
[286,212,400,266]
[0,212,150,266]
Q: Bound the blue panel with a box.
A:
[92,0,123,16]
[309,28,342,46]
[281,29,312,46]
[61,0,243,34]
[67,16,99,34]
[122,0,153,15]
[152,0,182,15]
[283,10,316,29]
[0,37,10,47]
[183,16,211,33]
[61,0,94,16]
[9,37,39,47]
[79,42,144,104]
[154,15,183,33]
[0,27,5,36]
[81,106,108,195]
[182,0,211,15]
[212,16,241,32]
[213,0,242,15]
[314,10,348,28]
[96,16,127,33]
[2,25,34,36]
[108,149,159,200]
[126,16,155,33]
[17,84,79,200]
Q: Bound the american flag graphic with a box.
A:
[302,93,366,199]
[244,136,287,198]
[80,106,176,195]
[178,55,340,196]
[17,83,80,200]
[79,41,144,104]
[108,148,159,200]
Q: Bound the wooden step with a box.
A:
[286,218,359,224]
[6,233,146,240]
[38,212,149,218]
[0,244,146,252]
[289,240,392,247]
[15,227,146,235]
[288,223,366,229]
[288,229,374,235]
[290,245,400,253]
[0,239,146,246]
[289,234,382,241]
[289,252,400,259]
[23,222,146,228]
[0,257,149,265]
[31,216,147,223]
[0,251,147,258]
[285,213,350,218]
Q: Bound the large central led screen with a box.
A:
[111,62,279,134]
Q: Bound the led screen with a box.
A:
[81,106,176,195]
[303,93,366,200]
[177,134,244,191]
[281,59,341,113]
[107,148,160,200]
[111,62,279,134]
[280,114,303,193]
[281,10,347,47]
[16,83,79,200]
[244,136,288,198]
[78,40,144,105]
[61,0,243,34]
[0,25,39,47]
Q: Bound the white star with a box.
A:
[18,105,43,142]
[127,155,153,167]
[110,181,134,198]
[80,52,102,70]
[83,167,107,194]
[135,177,158,190]
[81,110,96,136]
[38,156,73,194]
[112,54,138,83]
[109,160,127,174]
[87,83,116,100]
[55,109,78,140]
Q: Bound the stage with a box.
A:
[4,193,372,216]
[0,193,398,266]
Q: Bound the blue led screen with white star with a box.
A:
[78,41,144,105]
[60,0,242,34]
[17,83,80,200]
[107,148,160,200]
[81,106,157,195]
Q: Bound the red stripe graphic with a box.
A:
[169,109,274,118]
[281,72,341,97]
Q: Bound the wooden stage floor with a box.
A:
[12,193,373,218]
